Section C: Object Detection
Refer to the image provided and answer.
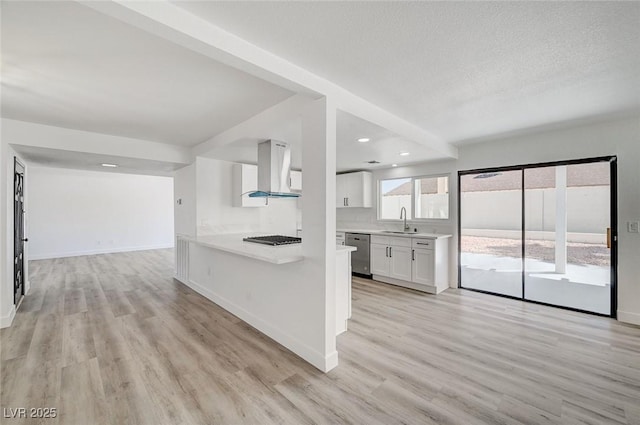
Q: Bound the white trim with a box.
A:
[618,310,640,326]
[28,243,174,260]
[25,279,31,295]
[1,305,16,329]
[183,277,337,372]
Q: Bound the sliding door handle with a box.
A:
[606,227,611,249]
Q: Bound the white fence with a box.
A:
[461,187,609,234]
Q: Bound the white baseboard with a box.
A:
[618,310,640,326]
[184,278,337,372]
[1,305,16,329]
[28,243,175,260]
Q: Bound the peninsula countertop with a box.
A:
[181,234,356,265]
[337,229,452,239]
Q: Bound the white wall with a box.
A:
[337,115,640,325]
[174,162,197,237]
[195,157,298,236]
[27,166,174,260]
[173,158,299,237]
[180,97,338,371]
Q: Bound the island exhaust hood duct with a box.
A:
[248,140,300,198]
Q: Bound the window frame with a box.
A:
[377,173,451,223]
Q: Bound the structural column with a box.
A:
[301,96,338,371]
[555,166,568,274]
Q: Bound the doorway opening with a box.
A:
[458,157,617,317]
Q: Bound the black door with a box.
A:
[14,158,26,306]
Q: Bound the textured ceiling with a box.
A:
[1,1,294,146]
[175,1,640,144]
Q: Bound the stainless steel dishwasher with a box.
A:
[346,233,371,276]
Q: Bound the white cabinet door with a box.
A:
[412,248,435,285]
[290,170,302,192]
[233,164,267,207]
[389,245,412,281]
[336,171,372,208]
[336,174,347,208]
[344,173,360,207]
[370,243,390,276]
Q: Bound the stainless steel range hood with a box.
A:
[248,140,300,198]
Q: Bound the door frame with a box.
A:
[13,157,26,306]
[457,156,618,318]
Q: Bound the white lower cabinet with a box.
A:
[371,236,412,281]
[370,243,390,276]
[412,247,434,285]
[371,234,450,294]
[390,245,412,281]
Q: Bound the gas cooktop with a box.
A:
[243,235,302,246]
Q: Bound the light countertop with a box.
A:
[182,234,356,265]
[337,229,452,239]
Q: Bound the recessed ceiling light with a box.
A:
[357,138,370,143]
[392,164,398,167]
[399,152,410,156]
[101,163,118,168]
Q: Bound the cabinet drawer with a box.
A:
[412,238,435,249]
[371,235,390,245]
[389,237,411,247]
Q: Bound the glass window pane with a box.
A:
[380,178,411,220]
[414,176,449,219]
[460,170,523,298]
[524,163,611,314]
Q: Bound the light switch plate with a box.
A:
[628,221,640,233]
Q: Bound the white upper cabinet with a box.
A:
[290,170,302,192]
[336,171,372,208]
[232,163,267,208]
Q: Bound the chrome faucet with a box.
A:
[400,207,410,231]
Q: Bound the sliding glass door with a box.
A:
[459,158,616,316]
[459,170,523,298]
[524,162,612,314]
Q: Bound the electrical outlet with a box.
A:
[628,221,640,233]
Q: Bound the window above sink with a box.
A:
[378,174,450,221]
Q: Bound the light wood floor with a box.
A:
[1,249,640,425]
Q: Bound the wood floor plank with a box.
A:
[1,250,638,425]
[59,358,108,425]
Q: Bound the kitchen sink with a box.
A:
[381,230,418,234]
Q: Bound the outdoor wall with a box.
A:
[381,194,449,220]
[27,166,174,260]
[461,187,610,233]
[337,114,640,325]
